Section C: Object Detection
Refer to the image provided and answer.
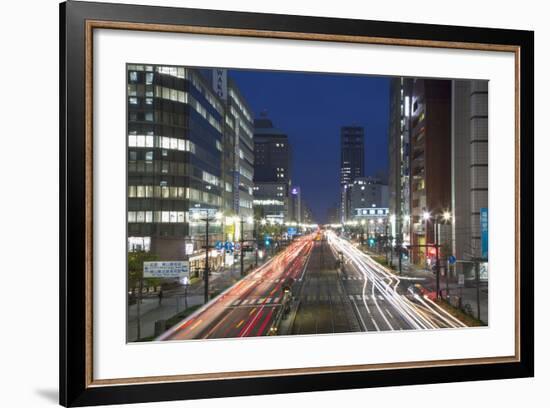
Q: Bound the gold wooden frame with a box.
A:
[84,20,521,388]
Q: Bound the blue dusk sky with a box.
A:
[228,69,391,224]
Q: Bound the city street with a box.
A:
[158,236,314,340]
[158,230,471,341]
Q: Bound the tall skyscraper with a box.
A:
[127,65,226,260]
[451,80,489,280]
[340,126,365,222]
[127,65,255,267]
[388,77,413,244]
[253,116,292,224]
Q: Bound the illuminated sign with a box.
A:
[143,261,189,278]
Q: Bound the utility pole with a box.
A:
[240,217,245,276]
[475,260,481,321]
[435,221,441,299]
[204,216,210,304]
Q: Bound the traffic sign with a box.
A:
[235,242,241,251]
[224,241,234,251]
[215,241,223,250]
[144,261,189,278]
[448,255,456,265]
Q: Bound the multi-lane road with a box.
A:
[158,230,467,341]
[158,236,314,340]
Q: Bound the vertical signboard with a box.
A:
[480,207,488,261]
[212,69,227,100]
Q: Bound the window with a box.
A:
[145,72,153,84]
[145,97,153,105]
[144,112,153,122]
[145,151,153,161]
[129,71,138,82]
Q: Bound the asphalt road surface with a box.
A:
[158,236,314,341]
[290,238,361,335]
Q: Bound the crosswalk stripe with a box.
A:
[348,294,354,300]
[355,294,362,301]
[232,299,241,306]
[378,295,384,301]
[241,299,250,305]
[266,297,272,303]
[274,297,280,303]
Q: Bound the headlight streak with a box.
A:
[326,231,458,331]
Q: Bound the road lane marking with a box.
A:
[236,319,245,328]
[189,319,203,331]
[241,299,250,305]
[249,307,256,315]
[232,299,241,306]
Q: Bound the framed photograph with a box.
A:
[60,1,534,406]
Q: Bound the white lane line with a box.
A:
[371,317,380,331]
[350,296,368,332]
[385,308,395,320]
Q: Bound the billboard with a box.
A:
[480,207,488,261]
[143,261,189,278]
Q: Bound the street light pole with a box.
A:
[240,217,245,276]
[435,219,440,300]
[204,215,210,304]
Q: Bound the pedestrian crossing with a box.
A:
[230,296,281,307]
[228,293,389,307]
[341,276,366,281]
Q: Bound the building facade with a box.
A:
[253,116,292,224]
[451,80,489,280]
[127,65,254,271]
[349,177,389,218]
[339,126,365,222]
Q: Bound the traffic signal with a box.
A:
[265,238,271,247]
[368,237,376,246]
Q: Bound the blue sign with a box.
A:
[480,208,488,260]
[448,255,456,265]
[224,241,234,251]
[287,227,297,236]
[215,241,223,250]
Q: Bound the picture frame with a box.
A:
[60,1,534,406]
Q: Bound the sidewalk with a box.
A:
[127,253,266,341]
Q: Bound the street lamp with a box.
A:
[192,210,222,304]
[236,215,254,276]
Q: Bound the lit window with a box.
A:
[129,71,138,82]
[145,72,153,84]
[129,97,138,105]
[144,112,153,122]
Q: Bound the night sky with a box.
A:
[228,69,391,224]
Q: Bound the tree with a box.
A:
[128,250,160,292]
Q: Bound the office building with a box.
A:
[127,65,254,270]
[451,80,489,280]
[253,116,292,224]
[340,126,365,222]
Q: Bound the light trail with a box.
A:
[326,231,460,330]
